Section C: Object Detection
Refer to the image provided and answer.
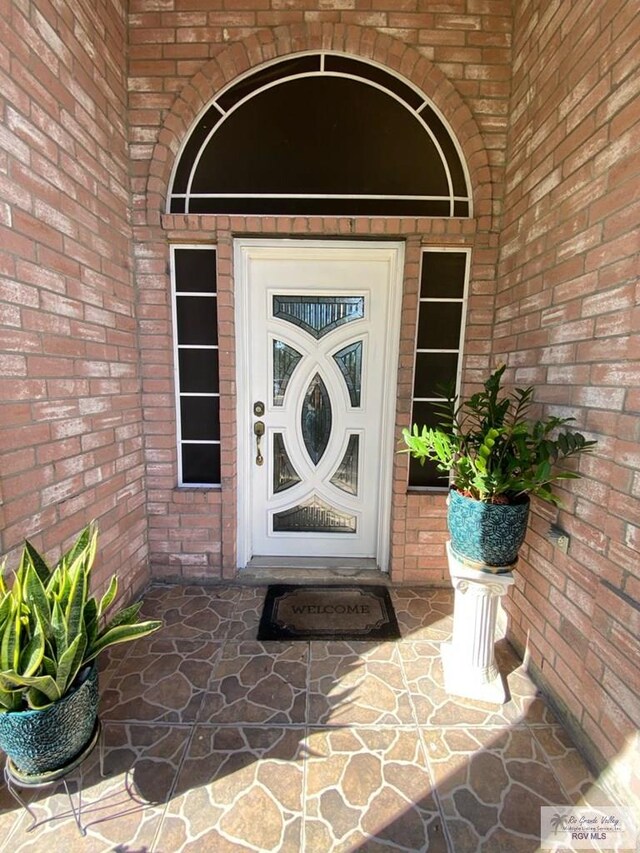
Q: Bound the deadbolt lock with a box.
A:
[253,401,265,417]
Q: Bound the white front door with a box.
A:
[235,240,404,570]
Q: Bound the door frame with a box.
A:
[234,238,405,571]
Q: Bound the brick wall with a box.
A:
[0,1,148,599]
[495,0,639,810]
[130,3,513,582]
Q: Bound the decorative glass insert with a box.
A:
[273,433,301,493]
[333,341,363,406]
[301,373,332,465]
[273,497,357,533]
[273,296,364,339]
[330,435,360,495]
[272,340,302,406]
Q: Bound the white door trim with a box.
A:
[234,238,405,571]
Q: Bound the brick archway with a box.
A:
[145,24,493,226]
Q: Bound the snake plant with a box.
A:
[0,523,162,712]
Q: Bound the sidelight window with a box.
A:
[409,249,470,489]
[171,245,220,486]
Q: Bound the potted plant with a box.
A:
[402,366,596,703]
[0,523,162,780]
[402,365,596,569]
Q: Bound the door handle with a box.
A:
[254,420,265,466]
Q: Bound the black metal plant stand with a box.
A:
[3,719,104,837]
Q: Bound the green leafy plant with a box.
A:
[402,365,596,505]
[0,523,162,712]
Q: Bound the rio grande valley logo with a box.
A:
[541,807,637,850]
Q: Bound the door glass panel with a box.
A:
[330,434,359,495]
[301,372,332,465]
[273,433,301,493]
[333,341,362,406]
[273,295,364,339]
[273,340,302,406]
[273,497,357,533]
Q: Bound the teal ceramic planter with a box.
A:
[0,665,99,776]
[447,488,530,568]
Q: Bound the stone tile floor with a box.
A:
[0,584,614,852]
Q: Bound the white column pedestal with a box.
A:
[441,541,515,704]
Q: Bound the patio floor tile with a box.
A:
[390,587,454,641]
[304,727,447,852]
[0,583,612,852]
[307,641,415,726]
[139,584,239,640]
[156,726,304,852]
[196,641,308,725]
[422,725,573,852]
[100,635,221,723]
[399,639,524,727]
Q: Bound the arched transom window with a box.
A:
[168,53,471,217]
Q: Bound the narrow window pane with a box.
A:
[413,352,459,399]
[408,401,450,489]
[217,55,321,111]
[172,111,222,195]
[174,249,217,293]
[182,444,220,485]
[419,105,468,197]
[417,302,463,350]
[409,455,446,489]
[420,252,467,298]
[180,397,220,441]
[187,197,453,216]
[324,55,424,109]
[179,349,219,393]
[176,297,218,345]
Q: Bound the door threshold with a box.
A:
[242,556,388,585]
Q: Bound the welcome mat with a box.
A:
[257,584,401,641]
